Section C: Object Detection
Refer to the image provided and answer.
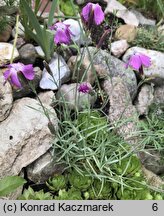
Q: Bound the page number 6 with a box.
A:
[152,203,158,211]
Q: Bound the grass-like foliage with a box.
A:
[130,27,164,52]
[139,104,164,151]
[19,0,59,62]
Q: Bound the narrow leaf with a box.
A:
[48,0,59,26]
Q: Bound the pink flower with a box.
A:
[81,3,104,27]
[50,22,73,45]
[78,82,92,93]
[3,62,34,88]
[125,53,151,71]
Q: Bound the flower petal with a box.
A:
[10,71,22,88]
[54,29,70,45]
[81,3,92,22]
[139,53,151,68]
[3,69,11,81]
[129,54,142,71]
[21,64,35,80]
[93,4,104,25]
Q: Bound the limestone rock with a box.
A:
[102,77,139,146]
[39,53,71,90]
[130,9,156,26]
[135,84,154,116]
[115,25,137,42]
[105,0,139,26]
[0,97,58,178]
[0,70,13,122]
[0,42,19,66]
[122,47,164,86]
[80,46,137,98]
[56,83,96,111]
[110,39,129,57]
[19,43,37,64]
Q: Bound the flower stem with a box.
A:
[10,14,19,64]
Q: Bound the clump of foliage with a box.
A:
[0,3,18,32]
[59,0,79,16]
[139,104,164,150]
[19,163,163,200]
[130,27,164,52]
[18,187,53,200]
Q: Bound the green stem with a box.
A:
[10,14,19,64]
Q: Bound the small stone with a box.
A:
[105,0,139,26]
[13,67,42,99]
[27,149,64,183]
[35,46,45,58]
[19,43,37,64]
[122,46,164,86]
[0,97,58,178]
[0,25,12,42]
[38,91,55,107]
[0,42,19,66]
[110,39,129,57]
[0,70,13,122]
[67,55,96,85]
[12,21,25,38]
[115,25,137,42]
[135,84,154,116]
[10,37,26,49]
[56,83,96,111]
[39,53,71,90]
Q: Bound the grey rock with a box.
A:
[12,21,25,38]
[111,39,129,57]
[139,150,164,175]
[13,67,42,99]
[102,77,139,146]
[0,42,19,66]
[130,9,156,26]
[0,25,12,42]
[39,53,71,90]
[154,85,164,106]
[122,47,164,86]
[0,71,13,122]
[38,91,55,107]
[10,37,26,49]
[27,149,64,183]
[56,83,96,111]
[35,46,45,58]
[81,46,137,98]
[19,43,37,64]
[105,0,139,26]
[67,55,97,85]
[0,97,58,178]
[135,84,154,115]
